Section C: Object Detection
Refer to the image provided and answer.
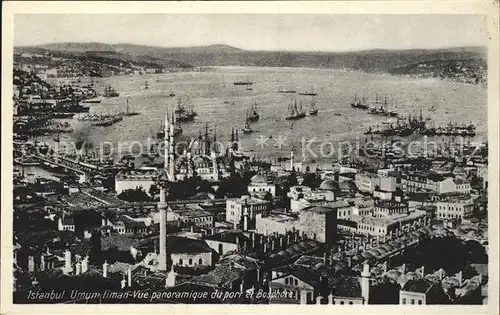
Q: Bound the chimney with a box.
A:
[418,266,424,278]
[279,236,283,248]
[39,255,46,271]
[401,263,406,275]
[300,290,308,304]
[243,215,248,231]
[316,296,322,305]
[103,261,109,278]
[63,249,72,274]
[263,242,267,253]
[190,225,194,233]
[75,262,81,275]
[271,238,276,251]
[328,293,334,305]
[457,271,463,286]
[323,252,328,265]
[287,233,291,245]
[382,261,387,273]
[240,279,245,293]
[127,266,133,287]
[81,257,88,273]
[165,265,177,288]
[28,256,35,272]
[251,233,256,248]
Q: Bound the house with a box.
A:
[58,216,75,232]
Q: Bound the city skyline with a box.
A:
[14,14,487,52]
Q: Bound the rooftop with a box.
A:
[170,204,213,218]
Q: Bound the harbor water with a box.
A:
[45,66,487,163]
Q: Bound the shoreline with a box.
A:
[46,65,487,89]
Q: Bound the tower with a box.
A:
[360,262,371,304]
[158,207,168,271]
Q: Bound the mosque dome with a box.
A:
[318,179,340,191]
[251,174,269,184]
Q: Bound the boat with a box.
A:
[175,97,186,114]
[51,112,75,119]
[309,98,318,116]
[169,93,176,97]
[278,90,296,94]
[350,95,369,109]
[156,77,160,82]
[285,99,306,120]
[121,97,140,117]
[234,81,253,86]
[144,81,149,90]
[246,87,253,91]
[299,87,317,96]
[176,98,197,122]
[174,124,183,136]
[82,99,101,104]
[103,86,119,98]
[246,101,260,122]
[334,113,342,116]
[91,118,114,127]
[241,121,253,134]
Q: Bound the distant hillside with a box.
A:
[15,43,487,74]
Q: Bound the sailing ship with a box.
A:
[121,97,140,117]
[241,121,253,134]
[103,86,119,98]
[285,99,306,120]
[246,101,260,122]
[175,98,197,122]
[309,98,318,116]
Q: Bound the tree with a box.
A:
[117,187,152,202]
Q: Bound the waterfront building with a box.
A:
[401,171,470,195]
[337,209,429,237]
[226,196,270,230]
[435,195,474,221]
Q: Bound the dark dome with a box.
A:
[319,179,340,191]
[251,174,269,184]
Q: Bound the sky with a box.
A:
[14,14,487,52]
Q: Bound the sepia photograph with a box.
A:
[1,2,498,313]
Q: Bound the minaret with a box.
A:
[164,110,170,174]
[360,262,371,304]
[290,150,294,171]
[168,110,176,182]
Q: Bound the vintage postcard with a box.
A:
[1,1,499,314]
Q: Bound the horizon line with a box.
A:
[13,41,488,54]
